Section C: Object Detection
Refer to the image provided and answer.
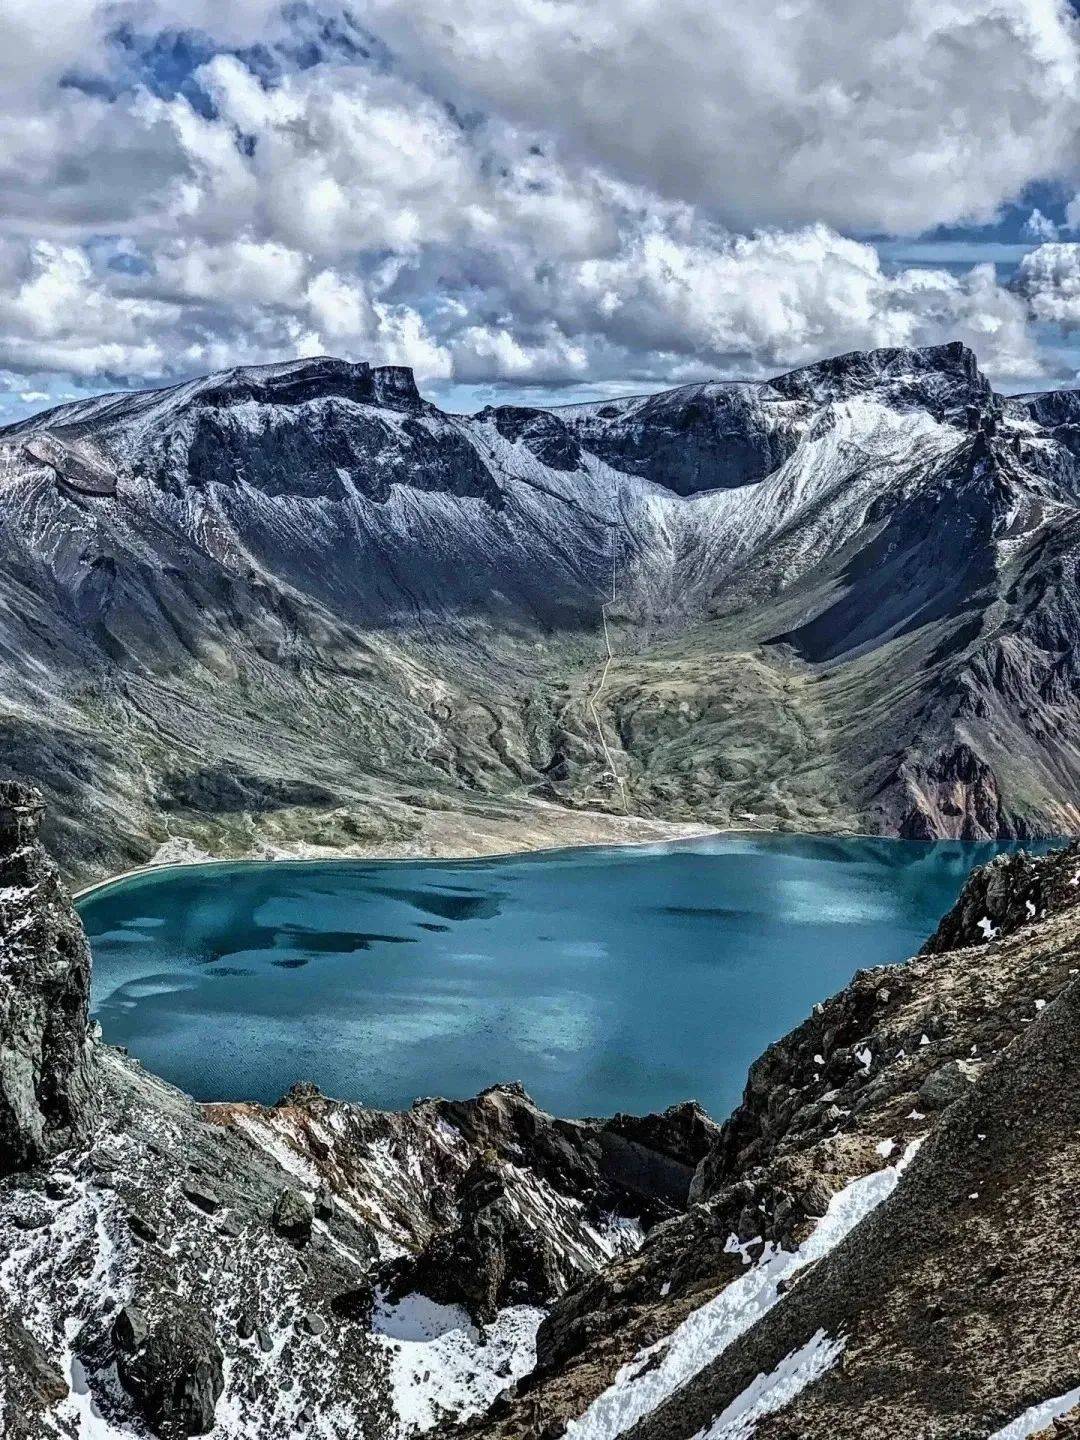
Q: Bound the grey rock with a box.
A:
[180,1182,220,1215]
[329,1286,374,1324]
[271,1187,314,1246]
[923,840,1080,953]
[918,1058,982,1110]
[126,1210,163,1243]
[113,1297,224,1437]
[0,801,395,1436]
[0,1303,68,1435]
[113,1303,150,1353]
[0,782,95,1175]
[385,1155,578,1324]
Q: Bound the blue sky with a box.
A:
[3,0,1080,422]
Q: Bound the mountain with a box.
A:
[4,787,1080,1438]
[1,341,1079,881]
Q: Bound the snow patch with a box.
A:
[988,1385,1080,1439]
[693,1329,845,1439]
[374,1292,542,1433]
[563,1143,920,1440]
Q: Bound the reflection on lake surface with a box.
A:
[79,833,1046,1119]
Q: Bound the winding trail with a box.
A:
[587,478,629,812]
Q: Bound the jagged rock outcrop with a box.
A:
[373,1100,716,1324]
[0,1300,68,1440]
[922,837,1080,952]
[113,1300,224,1438]
[0,782,95,1173]
[384,1155,590,1323]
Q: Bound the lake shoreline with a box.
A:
[72,821,753,901]
[79,830,1026,1121]
[72,816,1040,903]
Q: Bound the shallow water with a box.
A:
[79,833,1040,1119]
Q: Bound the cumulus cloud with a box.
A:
[1013,242,1080,326]
[363,0,1080,235]
[0,240,176,375]
[0,0,1077,403]
[434,221,1043,384]
[1025,208,1060,241]
[549,225,1041,374]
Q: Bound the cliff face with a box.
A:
[0,783,95,1174]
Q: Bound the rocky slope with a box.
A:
[1,342,1078,883]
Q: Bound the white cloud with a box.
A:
[1013,242,1080,326]
[1025,208,1060,241]
[155,238,309,307]
[0,1,1074,394]
[452,323,590,383]
[362,0,1080,235]
[0,240,176,375]
[149,56,486,258]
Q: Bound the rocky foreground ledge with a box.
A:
[1,781,1080,1439]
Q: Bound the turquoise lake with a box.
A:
[78,834,1036,1120]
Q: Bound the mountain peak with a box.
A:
[191,356,423,413]
[0,357,425,444]
[768,340,991,416]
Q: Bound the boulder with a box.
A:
[113,1298,224,1438]
[918,1059,980,1111]
[272,1186,314,1246]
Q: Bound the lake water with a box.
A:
[79,834,1034,1120]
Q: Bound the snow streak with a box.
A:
[563,1142,921,1440]
[989,1385,1080,1439]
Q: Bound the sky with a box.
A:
[6,0,1080,420]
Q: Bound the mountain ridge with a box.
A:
[0,340,1077,883]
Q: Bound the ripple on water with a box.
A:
[79,835,1050,1117]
